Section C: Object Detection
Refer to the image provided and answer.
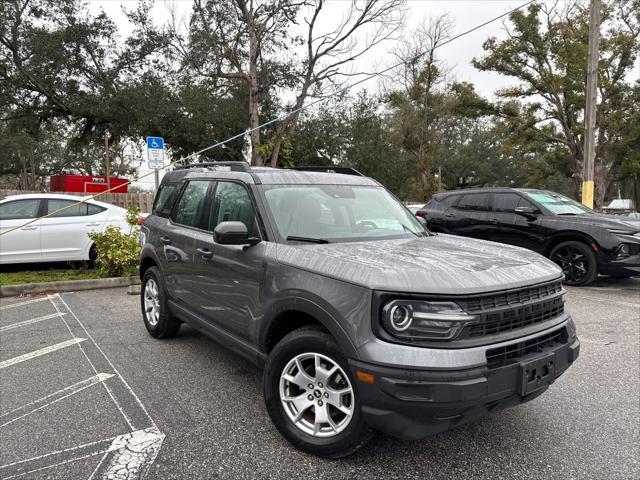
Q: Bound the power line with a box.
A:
[0,0,538,237]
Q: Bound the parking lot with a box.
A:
[0,278,638,480]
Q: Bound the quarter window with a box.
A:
[172,181,210,228]
[209,182,258,236]
[0,199,41,220]
[153,183,178,217]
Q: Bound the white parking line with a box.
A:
[0,338,86,370]
[48,294,158,431]
[0,297,49,310]
[0,373,115,428]
[0,428,165,480]
[0,313,66,332]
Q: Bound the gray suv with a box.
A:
[139,162,580,457]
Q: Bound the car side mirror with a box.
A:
[213,221,260,246]
[514,206,538,220]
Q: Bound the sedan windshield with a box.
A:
[524,191,594,215]
[262,185,427,242]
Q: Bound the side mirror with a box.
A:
[213,221,260,246]
[514,206,538,220]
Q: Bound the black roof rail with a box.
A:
[290,166,364,177]
[175,161,251,172]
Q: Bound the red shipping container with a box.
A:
[50,174,128,193]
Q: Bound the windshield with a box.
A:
[262,185,427,242]
[524,191,594,215]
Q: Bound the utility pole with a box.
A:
[104,129,111,191]
[582,0,601,209]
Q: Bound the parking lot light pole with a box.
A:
[582,0,601,209]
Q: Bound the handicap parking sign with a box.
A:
[146,136,165,168]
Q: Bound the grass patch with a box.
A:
[0,269,101,286]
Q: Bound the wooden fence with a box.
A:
[0,189,155,213]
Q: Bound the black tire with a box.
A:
[263,327,372,458]
[140,266,181,338]
[549,241,598,286]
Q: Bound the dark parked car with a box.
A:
[420,188,640,285]
[140,164,579,457]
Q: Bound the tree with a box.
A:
[384,16,489,200]
[175,0,302,166]
[0,0,171,185]
[266,0,405,167]
[473,1,640,208]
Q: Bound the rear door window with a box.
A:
[46,199,106,217]
[457,193,489,211]
[492,193,522,212]
[171,181,211,228]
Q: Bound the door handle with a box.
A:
[21,226,38,231]
[444,213,456,218]
[160,236,172,245]
[196,247,213,259]
[491,218,499,224]
[85,223,101,227]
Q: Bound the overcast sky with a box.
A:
[88,0,639,187]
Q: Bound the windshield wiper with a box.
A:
[557,212,582,215]
[286,235,330,244]
[402,224,423,237]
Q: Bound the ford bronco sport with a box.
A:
[139,162,580,458]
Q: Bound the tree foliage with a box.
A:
[473,0,640,207]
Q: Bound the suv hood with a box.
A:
[276,234,562,294]
[546,213,640,232]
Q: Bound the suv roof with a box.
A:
[434,187,547,196]
[163,162,378,187]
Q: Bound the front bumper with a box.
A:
[597,252,640,277]
[350,335,580,440]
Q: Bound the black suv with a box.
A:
[420,188,640,286]
[140,163,579,457]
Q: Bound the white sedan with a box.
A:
[0,193,129,264]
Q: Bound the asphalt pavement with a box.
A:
[0,277,638,480]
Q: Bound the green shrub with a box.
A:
[88,206,141,277]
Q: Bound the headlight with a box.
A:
[608,228,638,236]
[381,300,478,341]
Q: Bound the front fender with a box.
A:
[259,291,361,359]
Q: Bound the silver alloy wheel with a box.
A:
[279,352,355,437]
[143,278,161,326]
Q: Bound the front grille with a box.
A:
[454,280,565,340]
[463,281,563,312]
[486,327,568,368]
[464,297,565,338]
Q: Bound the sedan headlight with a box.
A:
[381,300,478,341]
[608,228,639,236]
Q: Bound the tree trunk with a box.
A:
[247,10,261,166]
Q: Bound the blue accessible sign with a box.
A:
[146,136,165,168]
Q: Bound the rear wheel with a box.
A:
[141,267,181,338]
[263,327,372,458]
[549,241,598,286]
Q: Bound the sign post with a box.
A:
[146,136,165,191]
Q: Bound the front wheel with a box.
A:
[263,327,372,458]
[549,241,598,286]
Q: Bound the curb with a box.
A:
[0,276,141,298]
